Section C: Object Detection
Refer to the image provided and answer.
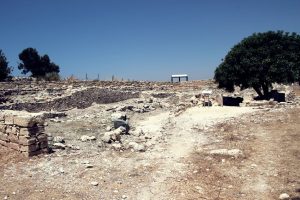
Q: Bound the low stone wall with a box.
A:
[0,88,140,112]
[0,111,48,156]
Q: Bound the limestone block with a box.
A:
[19,143,39,152]
[13,116,44,127]
[0,112,4,121]
[7,133,19,143]
[39,141,48,149]
[19,126,45,137]
[6,142,19,151]
[0,139,8,147]
[22,148,48,157]
[4,115,14,125]
[0,132,8,141]
[5,126,13,134]
[18,136,37,146]
[0,122,6,133]
[37,134,48,142]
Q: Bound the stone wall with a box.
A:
[0,111,48,156]
[0,88,140,112]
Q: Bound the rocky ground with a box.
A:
[0,80,299,200]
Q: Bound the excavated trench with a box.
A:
[0,88,140,112]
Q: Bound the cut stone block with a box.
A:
[0,139,9,147]
[6,142,19,151]
[18,136,37,146]
[19,126,45,137]
[0,132,8,141]
[0,122,6,133]
[22,148,48,157]
[5,126,13,134]
[0,112,4,121]
[39,141,48,149]
[19,143,39,152]
[4,115,14,125]
[37,134,48,142]
[13,116,44,127]
[7,133,19,143]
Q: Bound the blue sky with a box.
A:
[1,0,300,81]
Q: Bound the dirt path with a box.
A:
[133,106,255,200]
[169,107,300,200]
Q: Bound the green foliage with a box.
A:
[18,48,60,78]
[0,50,12,81]
[214,31,300,98]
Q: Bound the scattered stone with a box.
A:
[209,149,243,158]
[91,181,99,186]
[101,133,112,143]
[106,126,112,131]
[53,136,65,143]
[81,135,96,142]
[129,142,146,152]
[279,193,290,200]
[52,143,66,149]
[111,112,127,121]
[111,143,122,151]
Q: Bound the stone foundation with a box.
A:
[0,111,48,156]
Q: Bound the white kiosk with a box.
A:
[171,74,188,82]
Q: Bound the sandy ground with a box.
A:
[0,105,299,200]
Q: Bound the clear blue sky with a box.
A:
[1,0,300,81]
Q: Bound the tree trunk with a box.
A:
[253,86,264,99]
[262,83,270,99]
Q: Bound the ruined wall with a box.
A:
[0,111,48,156]
[0,88,140,112]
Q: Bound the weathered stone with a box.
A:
[52,143,66,149]
[0,132,9,141]
[37,134,48,142]
[53,136,65,143]
[0,112,4,121]
[111,112,127,121]
[91,181,99,186]
[7,133,19,143]
[4,115,14,125]
[39,141,48,149]
[81,135,96,142]
[19,143,39,152]
[0,139,9,147]
[6,142,20,151]
[279,193,290,200]
[13,116,44,127]
[5,125,13,134]
[128,142,146,152]
[209,149,243,158]
[101,133,112,143]
[0,122,6,132]
[22,148,48,157]
[111,143,122,151]
[18,136,37,145]
[19,126,45,137]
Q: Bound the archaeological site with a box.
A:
[0,79,299,200]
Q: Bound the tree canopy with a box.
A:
[0,50,12,81]
[18,48,60,78]
[214,31,300,98]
